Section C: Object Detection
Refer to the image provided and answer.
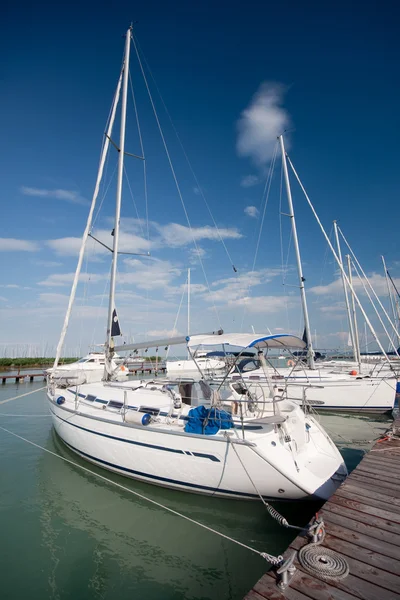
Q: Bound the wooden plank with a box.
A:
[291,538,400,598]
[327,495,400,526]
[355,462,400,480]
[323,532,400,577]
[339,482,400,508]
[321,507,400,547]
[320,519,400,560]
[334,487,400,517]
[346,475,400,500]
[321,501,400,535]
[254,573,311,600]
[362,452,400,469]
[288,572,360,600]
[243,589,271,600]
[349,472,400,495]
[357,457,400,473]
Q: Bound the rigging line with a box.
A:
[286,153,391,363]
[129,69,149,242]
[338,226,400,347]
[130,34,221,328]
[0,423,283,566]
[239,145,278,331]
[92,160,118,230]
[132,36,236,272]
[350,258,400,357]
[123,164,146,238]
[0,386,47,405]
[165,281,187,360]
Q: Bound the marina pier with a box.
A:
[244,416,400,600]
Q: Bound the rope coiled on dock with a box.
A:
[298,544,349,581]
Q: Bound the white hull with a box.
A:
[233,371,396,413]
[166,357,226,378]
[47,383,346,501]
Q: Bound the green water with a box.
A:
[0,381,393,600]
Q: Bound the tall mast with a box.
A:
[333,220,356,360]
[105,26,132,374]
[278,135,315,368]
[346,255,361,367]
[382,255,399,341]
[52,71,123,372]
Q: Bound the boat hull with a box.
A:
[47,393,344,501]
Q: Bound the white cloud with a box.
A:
[39,293,70,305]
[0,296,7,302]
[206,269,282,304]
[32,260,63,268]
[240,175,259,188]
[244,206,259,218]
[188,246,207,263]
[310,273,400,298]
[38,272,106,287]
[193,187,201,195]
[237,82,290,166]
[146,328,180,338]
[21,186,87,205]
[235,295,295,313]
[155,223,242,247]
[0,238,39,252]
[47,230,151,257]
[0,284,20,289]
[121,257,182,291]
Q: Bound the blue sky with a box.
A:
[1,0,399,356]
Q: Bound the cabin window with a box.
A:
[85,394,97,402]
[108,400,123,410]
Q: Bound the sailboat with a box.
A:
[226,135,396,413]
[47,26,347,501]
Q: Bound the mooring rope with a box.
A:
[0,423,283,566]
[0,386,47,405]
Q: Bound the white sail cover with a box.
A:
[187,333,306,350]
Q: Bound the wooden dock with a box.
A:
[0,366,166,383]
[1,373,46,384]
[244,417,400,600]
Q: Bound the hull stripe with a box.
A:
[51,406,220,462]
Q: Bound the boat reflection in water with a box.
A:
[37,430,320,600]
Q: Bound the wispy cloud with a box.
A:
[310,273,400,297]
[237,82,290,166]
[38,272,105,287]
[155,223,242,247]
[240,174,259,188]
[32,259,63,268]
[21,186,88,205]
[244,206,259,218]
[0,238,39,252]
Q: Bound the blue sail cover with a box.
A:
[184,405,234,435]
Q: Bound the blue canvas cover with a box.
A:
[184,405,234,435]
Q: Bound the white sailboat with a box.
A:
[47,26,346,501]
[46,352,128,384]
[239,135,397,413]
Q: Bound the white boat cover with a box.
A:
[187,333,306,350]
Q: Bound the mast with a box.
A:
[105,26,132,376]
[382,255,399,342]
[52,71,123,373]
[333,221,356,360]
[346,255,361,367]
[278,135,315,368]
